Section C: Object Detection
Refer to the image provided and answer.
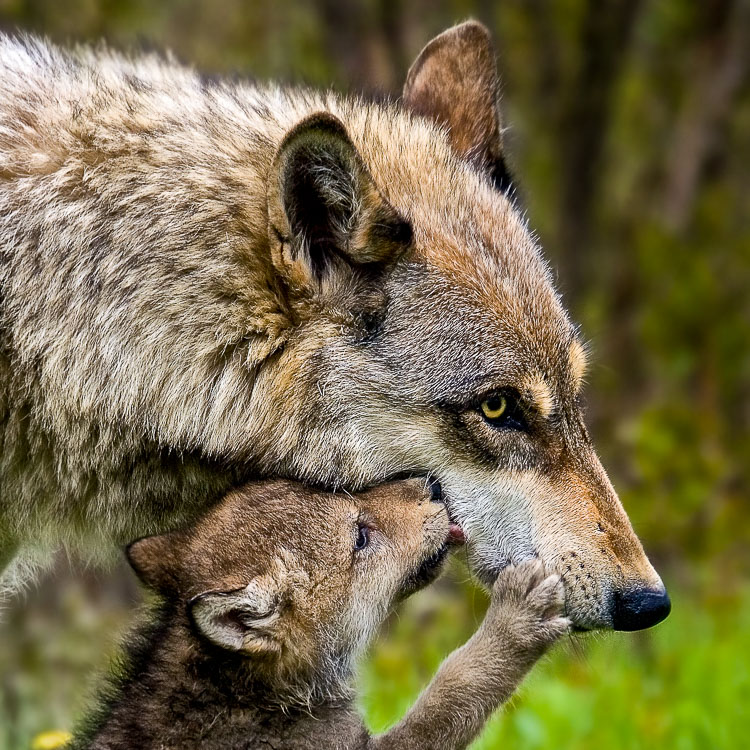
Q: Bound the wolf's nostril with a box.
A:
[427,478,443,504]
[611,586,671,631]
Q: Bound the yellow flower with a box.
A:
[31,730,72,750]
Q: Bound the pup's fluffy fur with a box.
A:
[73,480,568,749]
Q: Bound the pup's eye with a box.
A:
[354,524,370,552]
[479,393,527,430]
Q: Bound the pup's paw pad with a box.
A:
[491,560,570,641]
[527,570,565,620]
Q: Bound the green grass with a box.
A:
[360,573,750,750]
[2,563,748,750]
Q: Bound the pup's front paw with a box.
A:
[486,559,570,655]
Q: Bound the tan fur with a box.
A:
[0,24,668,630]
[569,339,588,390]
[76,480,566,750]
[522,373,555,419]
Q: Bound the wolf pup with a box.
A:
[72,479,568,750]
[0,23,669,630]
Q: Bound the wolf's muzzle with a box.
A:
[611,586,671,631]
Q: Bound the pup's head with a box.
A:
[126,479,457,701]
[256,23,669,632]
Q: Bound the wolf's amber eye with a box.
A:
[480,395,507,420]
[354,524,370,551]
[478,392,527,430]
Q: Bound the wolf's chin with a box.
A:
[465,547,513,587]
[469,551,605,631]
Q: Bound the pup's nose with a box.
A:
[611,586,671,631]
[427,478,443,504]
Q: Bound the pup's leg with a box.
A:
[370,560,569,750]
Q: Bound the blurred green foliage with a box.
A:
[360,564,750,749]
[0,0,748,748]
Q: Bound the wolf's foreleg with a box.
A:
[368,560,568,750]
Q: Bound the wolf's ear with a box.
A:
[267,112,412,293]
[189,573,287,654]
[126,533,183,594]
[403,20,512,193]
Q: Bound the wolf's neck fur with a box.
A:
[78,606,366,750]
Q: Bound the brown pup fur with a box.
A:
[0,23,667,628]
[73,480,568,750]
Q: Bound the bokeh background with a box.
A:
[1,1,748,748]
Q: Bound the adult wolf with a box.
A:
[0,22,669,630]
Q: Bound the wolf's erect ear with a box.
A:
[403,20,512,194]
[267,112,412,293]
[189,572,287,654]
[126,533,182,594]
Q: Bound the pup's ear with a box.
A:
[126,532,182,594]
[403,20,512,193]
[267,112,412,294]
[189,573,287,654]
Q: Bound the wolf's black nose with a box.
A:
[428,478,443,504]
[611,586,671,631]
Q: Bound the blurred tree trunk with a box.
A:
[661,0,750,232]
[556,0,644,301]
[375,0,407,90]
[313,0,418,93]
[314,0,373,88]
[525,0,564,103]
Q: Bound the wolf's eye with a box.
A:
[354,524,370,551]
[479,393,527,430]
[480,395,507,420]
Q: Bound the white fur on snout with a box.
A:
[440,463,537,583]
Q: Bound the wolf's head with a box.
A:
[257,22,669,632]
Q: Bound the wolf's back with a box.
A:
[0,36,285,554]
